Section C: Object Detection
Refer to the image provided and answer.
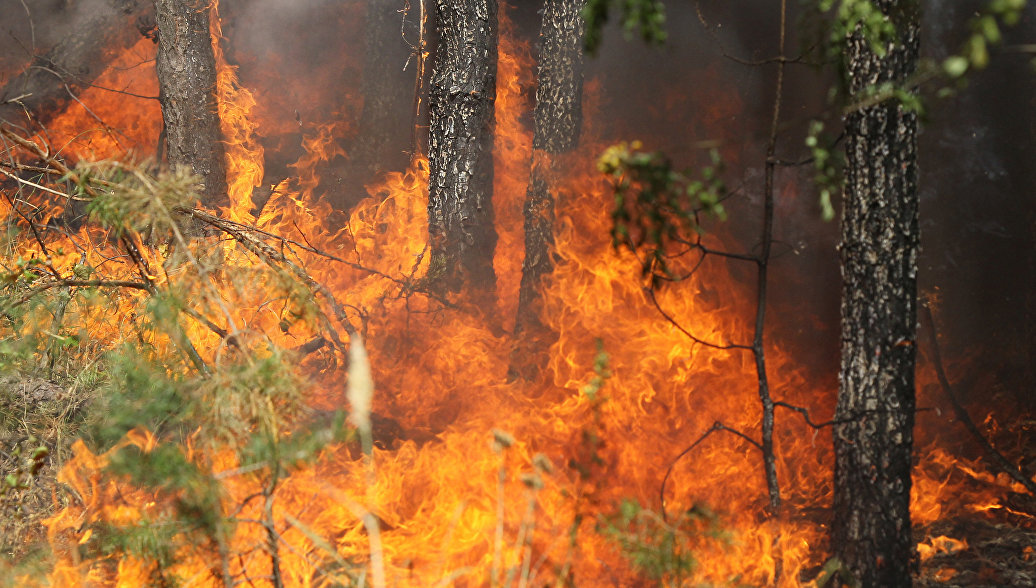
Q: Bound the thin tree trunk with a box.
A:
[512,0,585,376]
[530,0,584,155]
[427,0,498,298]
[833,2,921,586]
[155,0,227,206]
[0,0,154,126]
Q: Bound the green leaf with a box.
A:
[968,35,989,69]
[820,189,835,222]
[942,56,970,78]
[978,15,1002,44]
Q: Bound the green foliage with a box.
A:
[598,141,726,277]
[817,0,899,58]
[583,0,667,55]
[804,0,1028,220]
[598,499,727,585]
[942,0,1028,78]
[86,349,185,449]
[0,158,354,579]
[569,341,609,481]
[82,161,198,238]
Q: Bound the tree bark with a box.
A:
[833,2,920,586]
[513,0,585,373]
[530,0,585,155]
[155,0,227,206]
[0,0,154,126]
[427,0,498,298]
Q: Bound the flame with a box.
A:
[492,12,534,331]
[210,0,263,223]
[0,2,1026,587]
[43,37,161,159]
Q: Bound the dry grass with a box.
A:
[0,374,89,565]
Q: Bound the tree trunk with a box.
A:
[427,0,498,299]
[354,0,412,177]
[833,2,921,586]
[512,0,585,376]
[530,0,585,155]
[0,0,154,126]
[155,0,227,206]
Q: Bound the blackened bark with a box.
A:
[155,0,227,206]
[833,2,920,586]
[427,0,498,297]
[531,0,585,154]
[513,0,584,347]
[0,0,154,126]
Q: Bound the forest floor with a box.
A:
[2,373,1034,586]
[917,512,1036,587]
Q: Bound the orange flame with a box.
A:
[0,3,1023,587]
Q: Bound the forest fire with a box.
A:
[0,1,1033,587]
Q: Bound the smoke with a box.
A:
[573,0,1035,403]
[0,0,1030,403]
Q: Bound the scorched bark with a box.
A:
[514,0,585,350]
[155,0,227,206]
[0,0,154,126]
[530,0,584,155]
[833,2,920,586]
[427,0,498,297]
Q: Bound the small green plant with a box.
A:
[598,498,727,585]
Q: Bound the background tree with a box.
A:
[427,0,499,300]
[832,1,921,585]
[155,0,227,206]
[345,0,413,197]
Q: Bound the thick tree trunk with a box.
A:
[427,0,498,298]
[155,0,227,206]
[513,0,584,373]
[0,0,154,126]
[832,2,921,586]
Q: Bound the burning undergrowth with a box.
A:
[0,0,1033,586]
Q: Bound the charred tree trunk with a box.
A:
[427,0,498,299]
[0,0,154,126]
[512,0,585,376]
[833,2,920,586]
[155,0,227,206]
[529,0,585,156]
